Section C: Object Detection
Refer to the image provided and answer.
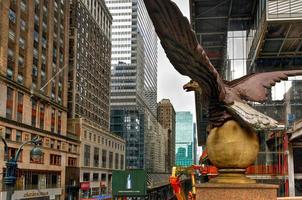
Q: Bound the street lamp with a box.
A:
[1,136,42,200]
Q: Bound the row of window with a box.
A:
[4,127,78,155]
[6,87,63,135]
[82,172,108,182]
[83,131,125,151]
[84,145,124,170]
[4,144,67,166]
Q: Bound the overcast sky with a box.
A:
[156,0,196,120]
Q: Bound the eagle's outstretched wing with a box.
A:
[143,0,225,102]
[228,70,302,102]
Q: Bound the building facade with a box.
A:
[0,0,80,199]
[157,99,176,172]
[105,0,158,170]
[68,118,125,198]
[68,0,125,198]
[175,112,194,167]
[68,0,112,128]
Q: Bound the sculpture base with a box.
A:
[196,183,278,200]
[209,169,255,184]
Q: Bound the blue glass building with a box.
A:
[175,112,194,166]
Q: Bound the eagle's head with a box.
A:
[183,80,200,92]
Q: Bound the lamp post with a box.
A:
[1,136,42,200]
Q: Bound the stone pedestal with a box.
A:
[196,183,279,200]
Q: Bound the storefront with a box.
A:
[1,188,62,200]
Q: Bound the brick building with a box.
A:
[0,0,79,199]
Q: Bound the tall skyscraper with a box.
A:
[105,0,158,169]
[157,99,176,172]
[0,0,79,199]
[68,0,111,129]
[175,112,194,167]
[106,0,158,114]
[68,0,125,197]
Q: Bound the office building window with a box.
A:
[94,147,99,167]
[51,108,55,132]
[115,153,119,169]
[83,173,90,181]
[109,152,113,169]
[84,145,90,166]
[93,173,99,181]
[102,149,107,168]
[5,128,12,140]
[31,99,37,126]
[16,92,23,122]
[68,157,77,167]
[16,130,22,142]
[7,147,22,162]
[9,9,16,23]
[57,111,62,134]
[120,154,124,170]
[6,87,13,119]
[50,154,61,165]
[40,104,45,129]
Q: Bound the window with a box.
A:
[8,9,16,23]
[16,130,22,142]
[16,92,23,122]
[7,147,22,162]
[40,104,45,129]
[50,139,55,148]
[5,128,12,140]
[19,37,25,49]
[57,111,62,134]
[120,155,124,170]
[51,108,55,132]
[6,87,13,119]
[20,19,26,31]
[84,145,90,166]
[102,149,107,168]
[8,29,15,41]
[50,154,61,165]
[83,173,90,181]
[93,173,99,181]
[31,99,37,126]
[115,153,119,169]
[94,147,99,167]
[20,0,27,11]
[68,157,77,167]
[109,152,113,169]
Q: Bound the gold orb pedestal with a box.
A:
[206,120,259,184]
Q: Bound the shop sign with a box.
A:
[24,191,48,198]
[81,181,90,191]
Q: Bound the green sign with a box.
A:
[112,169,147,197]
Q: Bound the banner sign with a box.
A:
[112,169,147,197]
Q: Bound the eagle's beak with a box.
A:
[183,82,194,92]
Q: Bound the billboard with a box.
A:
[112,170,147,197]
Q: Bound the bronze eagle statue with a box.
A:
[144,0,302,130]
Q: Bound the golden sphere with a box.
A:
[207,120,259,169]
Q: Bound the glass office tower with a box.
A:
[176,112,194,166]
[105,0,158,169]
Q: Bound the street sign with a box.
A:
[112,169,147,197]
